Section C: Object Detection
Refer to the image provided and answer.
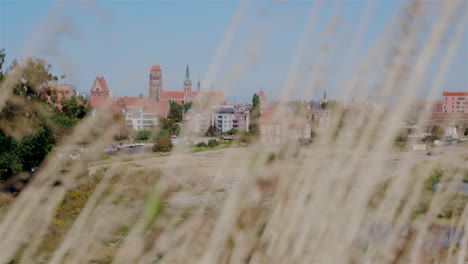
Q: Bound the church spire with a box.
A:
[185,64,190,82]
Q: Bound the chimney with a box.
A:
[139,93,143,98]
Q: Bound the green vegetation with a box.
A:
[167,101,183,122]
[0,52,91,185]
[207,139,219,148]
[159,118,180,136]
[152,136,173,153]
[135,130,152,140]
[226,128,238,135]
[427,169,443,191]
[248,93,261,137]
[205,125,218,137]
[431,125,444,140]
[183,101,192,113]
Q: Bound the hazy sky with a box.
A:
[1,0,466,104]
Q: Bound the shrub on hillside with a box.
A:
[227,128,238,135]
[195,142,207,148]
[207,139,219,148]
[153,136,173,152]
[136,130,152,140]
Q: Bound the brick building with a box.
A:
[443,92,468,114]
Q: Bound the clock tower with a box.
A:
[183,64,192,101]
[149,65,162,101]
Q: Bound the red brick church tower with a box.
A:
[90,76,110,98]
[149,65,163,101]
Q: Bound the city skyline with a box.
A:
[1,1,466,103]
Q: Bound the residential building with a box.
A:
[414,100,444,114]
[443,92,468,113]
[184,109,212,133]
[259,111,311,144]
[124,110,158,131]
[211,107,250,133]
[311,108,332,128]
[234,109,250,132]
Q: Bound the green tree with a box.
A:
[168,101,183,122]
[227,128,238,135]
[136,130,152,140]
[183,102,193,113]
[159,118,180,136]
[206,125,218,137]
[249,93,261,137]
[8,57,64,96]
[0,48,5,82]
[251,93,261,119]
[155,129,170,139]
[152,136,173,152]
[0,53,89,185]
[431,125,444,140]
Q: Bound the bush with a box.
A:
[136,130,152,140]
[427,169,443,191]
[227,128,238,135]
[239,134,252,144]
[195,142,207,148]
[206,125,218,137]
[431,125,444,140]
[207,139,219,148]
[156,129,170,139]
[152,136,173,152]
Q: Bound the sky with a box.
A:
[0,0,466,104]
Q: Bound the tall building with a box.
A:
[90,77,110,98]
[154,64,224,105]
[443,91,468,113]
[183,64,192,100]
[149,65,163,101]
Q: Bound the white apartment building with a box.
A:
[184,109,212,133]
[212,108,236,133]
[124,110,158,131]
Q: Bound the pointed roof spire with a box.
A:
[324,90,327,100]
[185,64,190,82]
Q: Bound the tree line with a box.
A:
[0,50,92,188]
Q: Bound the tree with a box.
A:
[168,101,183,122]
[183,102,193,113]
[152,136,173,152]
[0,48,5,82]
[251,93,261,119]
[155,129,170,139]
[0,53,88,185]
[136,130,152,140]
[248,123,259,136]
[159,118,180,136]
[227,128,238,135]
[249,93,261,137]
[321,102,328,109]
[206,125,218,137]
[431,125,444,140]
[8,57,64,96]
